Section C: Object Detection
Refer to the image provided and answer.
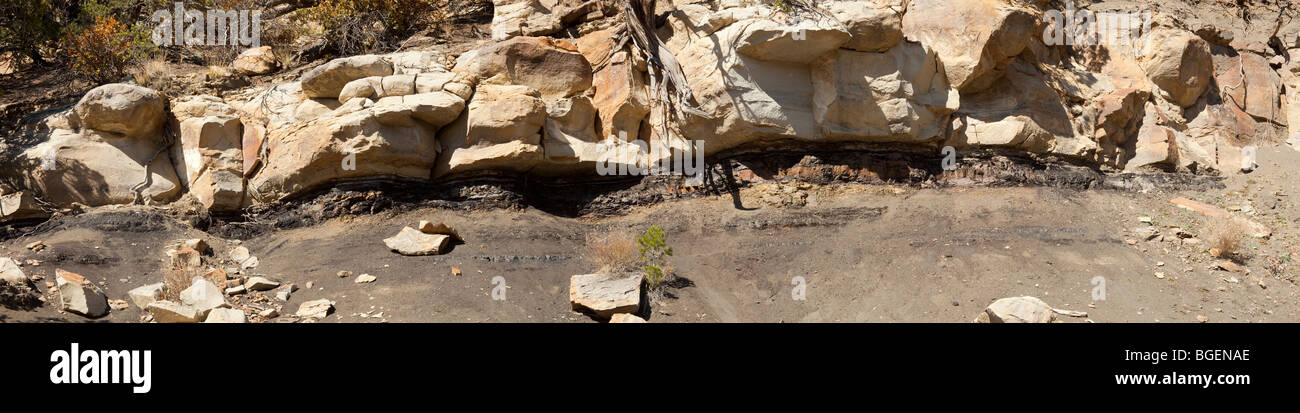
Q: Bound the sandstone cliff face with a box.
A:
[4,0,1298,215]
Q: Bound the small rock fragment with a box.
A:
[108,299,130,311]
[296,299,335,319]
[244,276,281,291]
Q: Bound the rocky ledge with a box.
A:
[3,0,1298,224]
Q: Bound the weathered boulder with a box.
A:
[383,227,452,255]
[811,42,959,142]
[21,93,182,207]
[296,299,335,319]
[146,300,200,323]
[337,74,425,104]
[248,96,445,202]
[974,296,1057,323]
[1126,106,1181,171]
[416,220,462,241]
[387,50,447,75]
[1215,53,1284,124]
[179,277,228,320]
[435,84,547,176]
[20,129,182,206]
[73,83,166,137]
[301,55,395,99]
[539,96,605,174]
[1093,88,1152,167]
[204,308,247,323]
[578,27,651,140]
[902,0,1038,92]
[1139,28,1213,107]
[734,13,850,63]
[825,0,903,53]
[1,191,48,223]
[569,273,642,319]
[55,269,109,318]
[947,59,1084,157]
[1286,59,1300,142]
[171,95,246,212]
[127,283,165,310]
[663,8,820,152]
[244,276,280,291]
[454,36,593,98]
[1184,99,1256,172]
[0,258,27,285]
[609,313,647,323]
[489,0,605,40]
[232,46,279,75]
[491,0,563,40]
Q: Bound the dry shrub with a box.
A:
[1207,217,1247,260]
[305,0,450,54]
[584,231,638,273]
[162,248,207,300]
[162,268,191,301]
[64,16,149,84]
[129,58,171,90]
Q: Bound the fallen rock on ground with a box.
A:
[229,246,259,268]
[569,273,642,319]
[204,308,247,323]
[146,300,200,323]
[355,274,376,283]
[127,283,165,309]
[179,277,228,320]
[610,313,647,323]
[182,239,209,254]
[975,296,1058,323]
[1169,197,1271,238]
[244,276,280,291]
[1214,260,1248,273]
[273,284,297,301]
[296,299,335,319]
[1,192,49,223]
[232,46,279,75]
[1,258,27,285]
[55,269,109,318]
[417,221,463,241]
[383,227,452,255]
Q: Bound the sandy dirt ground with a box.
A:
[4,145,1300,323]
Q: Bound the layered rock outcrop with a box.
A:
[4,0,1298,216]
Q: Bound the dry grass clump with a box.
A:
[129,58,171,90]
[583,231,638,273]
[1207,217,1247,260]
[162,268,191,301]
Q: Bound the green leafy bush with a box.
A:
[637,225,674,288]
